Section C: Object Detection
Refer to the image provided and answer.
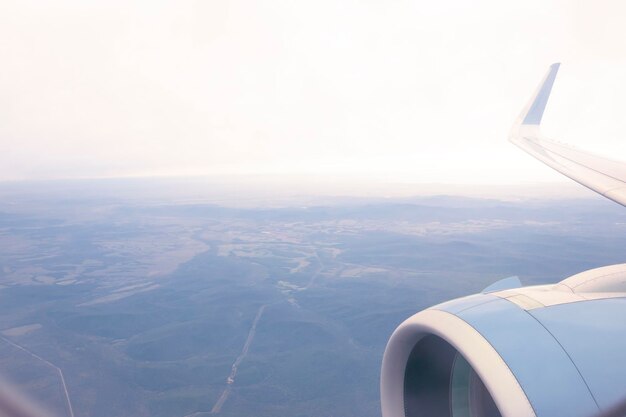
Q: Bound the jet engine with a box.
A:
[380,264,626,417]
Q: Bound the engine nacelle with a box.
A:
[381,264,626,417]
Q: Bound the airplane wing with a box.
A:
[509,63,626,207]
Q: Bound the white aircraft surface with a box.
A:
[380,64,626,417]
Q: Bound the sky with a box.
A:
[2,0,626,186]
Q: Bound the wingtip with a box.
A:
[520,63,561,125]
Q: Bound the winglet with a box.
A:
[520,63,560,126]
[510,64,626,208]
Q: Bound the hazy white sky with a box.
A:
[2,0,626,184]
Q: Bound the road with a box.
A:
[209,250,323,414]
[210,304,267,414]
[0,336,75,417]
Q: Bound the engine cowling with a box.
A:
[380,264,626,417]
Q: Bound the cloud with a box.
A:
[1,0,625,183]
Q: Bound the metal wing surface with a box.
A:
[509,63,626,207]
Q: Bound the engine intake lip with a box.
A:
[380,309,535,417]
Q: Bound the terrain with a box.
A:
[1,179,625,417]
